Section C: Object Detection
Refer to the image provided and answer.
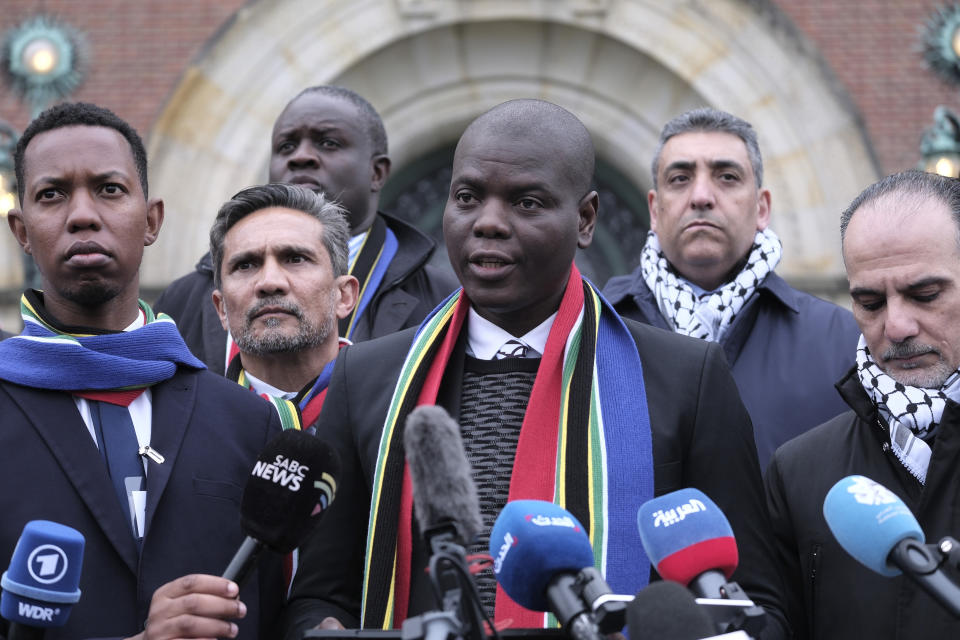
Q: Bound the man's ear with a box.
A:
[755,188,772,231]
[648,189,659,233]
[144,198,165,246]
[211,289,230,331]
[577,190,599,249]
[370,155,391,193]
[6,209,31,255]
[335,275,360,320]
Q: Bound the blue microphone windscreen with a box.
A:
[636,488,738,585]
[489,500,594,612]
[823,475,923,577]
[1,520,85,628]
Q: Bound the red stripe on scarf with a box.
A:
[74,388,146,407]
[392,266,584,628]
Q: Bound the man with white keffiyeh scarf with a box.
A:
[604,108,859,468]
[765,170,960,639]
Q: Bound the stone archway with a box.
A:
[145,0,878,295]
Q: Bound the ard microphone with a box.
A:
[222,429,341,586]
[490,500,624,640]
[637,489,764,636]
[1,520,84,640]
[626,581,715,640]
[404,405,482,547]
[823,475,960,618]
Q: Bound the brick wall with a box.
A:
[0,0,956,175]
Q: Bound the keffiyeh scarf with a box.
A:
[856,336,960,484]
[361,266,654,629]
[641,229,782,342]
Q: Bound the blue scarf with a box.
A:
[0,291,204,390]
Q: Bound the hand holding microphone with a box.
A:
[136,429,341,640]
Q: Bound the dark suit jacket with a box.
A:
[155,213,458,373]
[281,319,788,639]
[0,369,285,639]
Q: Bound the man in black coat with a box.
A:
[766,171,960,639]
[2,102,283,639]
[282,99,788,639]
[156,87,457,373]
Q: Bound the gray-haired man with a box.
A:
[604,107,859,468]
[210,183,358,432]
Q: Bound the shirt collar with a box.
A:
[466,307,556,360]
[244,370,298,400]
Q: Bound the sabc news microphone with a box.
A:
[636,488,765,637]
[402,405,485,640]
[489,500,626,640]
[1,520,84,640]
[222,429,341,587]
[823,474,960,618]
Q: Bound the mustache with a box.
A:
[245,297,304,322]
[882,341,938,361]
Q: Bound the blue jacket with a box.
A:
[603,269,860,469]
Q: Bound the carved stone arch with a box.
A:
[144,0,878,295]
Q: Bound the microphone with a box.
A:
[222,429,341,586]
[403,405,482,548]
[636,488,765,636]
[626,581,715,640]
[489,500,626,640]
[1,520,84,640]
[823,474,960,618]
[402,405,485,640]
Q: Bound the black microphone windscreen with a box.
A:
[404,405,482,544]
[240,429,341,553]
[627,581,715,640]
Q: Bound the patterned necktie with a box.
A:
[495,339,531,359]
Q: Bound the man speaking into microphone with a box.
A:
[281,99,788,638]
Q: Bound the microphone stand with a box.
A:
[402,523,491,640]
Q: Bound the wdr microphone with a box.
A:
[404,405,482,546]
[626,581,715,640]
[823,475,960,618]
[637,488,764,636]
[490,500,624,640]
[222,429,341,586]
[1,520,84,639]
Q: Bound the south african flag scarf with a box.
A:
[0,290,204,389]
[361,266,654,629]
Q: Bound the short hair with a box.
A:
[15,102,149,203]
[460,99,595,198]
[840,170,960,245]
[291,86,388,156]
[650,107,763,189]
[210,183,350,289]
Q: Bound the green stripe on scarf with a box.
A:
[359,267,654,629]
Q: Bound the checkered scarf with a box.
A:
[855,335,960,484]
[640,228,782,342]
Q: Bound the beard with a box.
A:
[881,341,956,389]
[233,296,335,356]
[58,279,122,308]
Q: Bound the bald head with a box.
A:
[456,99,595,198]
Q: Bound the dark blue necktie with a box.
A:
[90,400,146,538]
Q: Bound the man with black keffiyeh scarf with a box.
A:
[604,107,859,469]
[766,170,960,639]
